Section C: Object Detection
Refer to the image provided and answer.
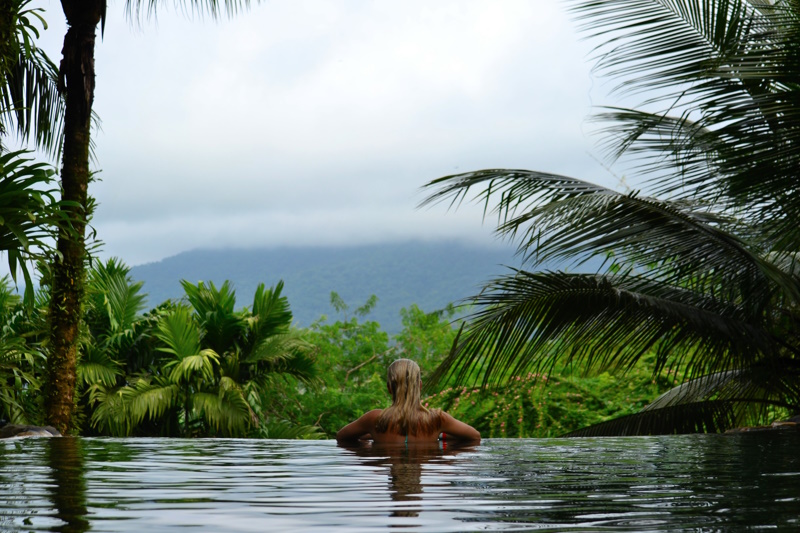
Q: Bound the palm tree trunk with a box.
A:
[44,0,104,434]
[0,2,15,84]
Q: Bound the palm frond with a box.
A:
[644,370,740,409]
[118,376,180,426]
[0,150,60,304]
[566,357,800,436]
[276,350,318,384]
[77,344,122,387]
[247,332,317,383]
[572,0,800,241]
[1,0,65,158]
[168,349,219,384]
[1,51,64,157]
[249,281,293,343]
[124,0,253,23]
[192,389,251,435]
[570,0,763,95]
[428,269,779,389]
[181,279,246,354]
[88,384,131,436]
[258,419,325,440]
[87,258,146,336]
[247,330,309,362]
[154,305,203,359]
[422,169,798,304]
[423,1,800,436]
[563,399,737,436]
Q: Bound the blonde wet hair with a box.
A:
[375,359,443,436]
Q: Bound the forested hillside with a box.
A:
[131,241,530,332]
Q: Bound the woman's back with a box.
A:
[337,407,480,444]
[336,359,480,444]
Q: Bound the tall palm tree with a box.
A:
[46,0,254,434]
[422,0,800,435]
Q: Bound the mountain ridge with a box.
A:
[129,241,526,333]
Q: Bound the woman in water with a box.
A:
[336,358,481,444]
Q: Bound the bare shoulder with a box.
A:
[440,411,481,442]
[362,409,383,423]
[336,409,383,442]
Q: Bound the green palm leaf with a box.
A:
[1,49,63,157]
[77,344,122,388]
[0,150,61,303]
[118,376,180,427]
[571,0,800,246]
[565,357,800,435]
[168,350,219,384]
[124,0,254,21]
[428,270,780,388]
[246,331,317,384]
[1,0,65,157]
[423,169,797,303]
[154,306,203,359]
[571,0,760,93]
[181,280,245,355]
[192,388,251,436]
[249,281,293,343]
[87,258,146,336]
[87,386,127,435]
[563,400,737,436]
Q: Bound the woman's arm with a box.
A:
[336,409,382,443]
[440,412,481,443]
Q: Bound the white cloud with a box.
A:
[30,0,612,266]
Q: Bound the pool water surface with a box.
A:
[1,434,798,531]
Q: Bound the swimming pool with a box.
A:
[1,433,798,531]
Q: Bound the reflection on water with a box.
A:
[47,438,89,533]
[0,434,798,531]
[340,441,478,520]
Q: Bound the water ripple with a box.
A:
[1,434,799,531]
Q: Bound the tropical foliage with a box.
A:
[0,151,64,303]
[0,257,694,438]
[0,0,63,155]
[0,275,48,424]
[82,270,319,437]
[0,258,325,438]
[422,0,800,435]
[425,356,677,438]
[279,294,678,438]
[267,294,458,437]
[0,1,66,304]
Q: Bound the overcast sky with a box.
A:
[29,0,617,266]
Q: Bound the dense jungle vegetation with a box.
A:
[0,260,677,438]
